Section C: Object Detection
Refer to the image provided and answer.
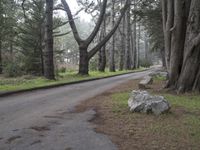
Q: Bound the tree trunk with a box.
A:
[0,39,2,74]
[79,46,89,75]
[177,0,200,93]
[162,0,174,70]
[109,0,116,72]
[98,18,107,72]
[98,46,106,72]
[40,22,45,75]
[124,0,131,70]
[44,0,55,80]
[132,0,137,69]
[161,47,166,68]
[167,0,189,88]
[119,15,126,71]
[144,33,149,61]
[136,23,141,68]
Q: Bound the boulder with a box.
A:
[128,90,170,115]
[138,76,153,89]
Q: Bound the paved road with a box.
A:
[0,69,156,150]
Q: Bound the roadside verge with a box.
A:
[0,69,150,97]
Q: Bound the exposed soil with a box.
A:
[75,79,200,150]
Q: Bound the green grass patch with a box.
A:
[110,91,200,146]
[164,94,200,111]
[111,92,129,113]
[0,68,145,92]
[153,75,167,81]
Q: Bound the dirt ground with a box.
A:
[75,79,200,150]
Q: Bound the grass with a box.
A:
[164,94,200,111]
[0,68,145,92]
[110,91,200,147]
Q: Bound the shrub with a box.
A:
[59,67,66,73]
[140,59,153,68]
[3,63,23,77]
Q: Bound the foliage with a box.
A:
[3,62,23,77]
[59,67,66,73]
[139,58,152,68]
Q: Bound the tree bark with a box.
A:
[161,47,166,68]
[119,15,125,71]
[44,0,55,80]
[98,17,106,72]
[136,23,141,68]
[79,45,89,75]
[109,0,116,72]
[124,0,131,70]
[0,39,2,74]
[177,0,200,93]
[162,0,174,70]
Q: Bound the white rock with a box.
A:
[128,90,170,115]
[138,76,153,89]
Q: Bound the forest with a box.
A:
[1,1,200,150]
[0,0,200,93]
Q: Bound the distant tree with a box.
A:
[124,0,132,70]
[109,0,116,72]
[0,0,18,74]
[18,0,45,75]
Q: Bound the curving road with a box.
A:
[0,68,156,150]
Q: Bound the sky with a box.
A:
[60,0,92,22]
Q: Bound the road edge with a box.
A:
[0,69,150,97]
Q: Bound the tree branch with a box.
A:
[61,0,82,44]
[88,0,129,59]
[85,0,108,46]
[54,31,72,37]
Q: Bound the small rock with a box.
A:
[149,71,168,79]
[138,76,153,89]
[128,90,170,115]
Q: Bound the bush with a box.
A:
[140,59,153,68]
[3,63,23,77]
[89,58,98,71]
[59,67,66,73]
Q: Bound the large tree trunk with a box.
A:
[124,0,131,70]
[132,17,137,69]
[98,18,107,72]
[167,0,189,88]
[109,0,116,72]
[98,46,106,72]
[161,47,166,68]
[44,0,55,80]
[177,0,200,93]
[119,15,126,71]
[40,22,45,75]
[0,39,2,74]
[162,0,174,70]
[136,23,141,68]
[79,46,89,75]
[144,33,149,61]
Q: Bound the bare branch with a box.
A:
[61,0,82,44]
[54,31,72,37]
